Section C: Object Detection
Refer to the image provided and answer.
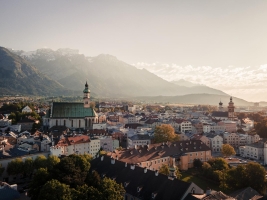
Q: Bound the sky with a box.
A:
[1,0,267,101]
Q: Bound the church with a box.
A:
[211,97,235,120]
[43,82,98,130]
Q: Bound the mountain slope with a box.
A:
[15,48,228,97]
[0,47,68,96]
[133,94,251,106]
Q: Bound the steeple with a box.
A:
[218,100,223,112]
[83,81,90,108]
[228,96,235,120]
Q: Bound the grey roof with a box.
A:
[91,156,194,200]
[128,134,151,141]
[229,187,262,200]
[0,183,20,200]
[211,111,228,118]
[51,102,96,118]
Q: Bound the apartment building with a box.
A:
[206,134,223,152]
[109,140,211,171]
[223,132,239,148]
[50,135,100,158]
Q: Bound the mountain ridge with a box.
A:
[11,48,228,97]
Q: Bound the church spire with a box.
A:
[83,81,90,108]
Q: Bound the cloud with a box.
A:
[133,63,267,101]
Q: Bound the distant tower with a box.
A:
[83,81,90,108]
[219,100,223,112]
[228,97,235,120]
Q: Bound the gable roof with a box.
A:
[229,187,262,200]
[51,102,96,118]
[91,156,199,200]
[109,140,210,164]
[0,182,20,200]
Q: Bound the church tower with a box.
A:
[83,81,90,108]
[228,97,235,120]
[218,100,223,112]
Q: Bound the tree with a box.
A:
[224,163,266,194]
[38,179,72,200]
[174,167,181,179]
[193,159,203,169]
[28,168,50,199]
[221,144,236,157]
[159,164,170,176]
[97,178,125,200]
[47,155,60,171]
[224,165,246,190]
[90,102,96,109]
[53,154,91,187]
[8,112,17,124]
[208,158,229,171]
[154,124,179,143]
[34,155,47,169]
[23,158,34,177]
[243,162,266,194]
[7,158,24,177]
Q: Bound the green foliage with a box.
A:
[46,155,60,170]
[34,155,47,169]
[159,164,170,176]
[7,158,24,176]
[224,163,267,194]
[175,167,182,179]
[23,158,34,177]
[207,158,229,171]
[221,144,236,157]
[38,179,72,200]
[28,168,50,199]
[53,154,91,187]
[154,124,179,143]
[193,159,203,169]
[96,178,125,200]
[28,154,125,200]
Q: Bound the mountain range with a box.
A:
[0,46,253,105]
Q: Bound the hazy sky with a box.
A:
[1,1,267,101]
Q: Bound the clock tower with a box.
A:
[228,97,235,120]
[83,81,90,108]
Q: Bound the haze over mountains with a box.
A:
[1,46,255,105]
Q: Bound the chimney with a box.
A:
[101,156,104,161]
[206,188,211,195]
[134,145,137,149]
[144,167,147,173]
[155,170,159,176]
[125,162,127,167]
[111,158,115,164]
[130,164,135,170]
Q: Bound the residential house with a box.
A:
[22,106,32,113]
